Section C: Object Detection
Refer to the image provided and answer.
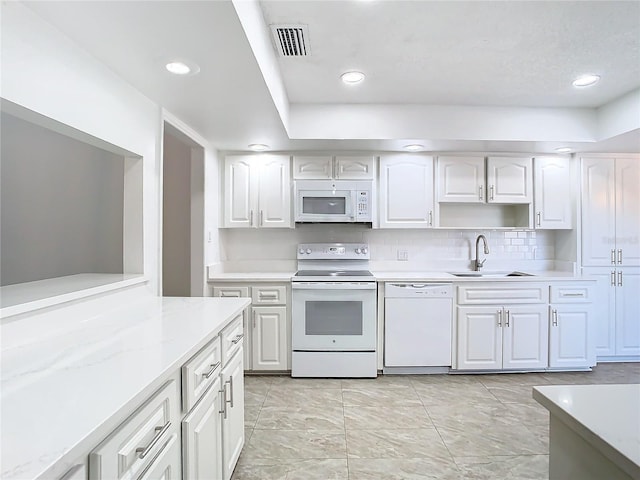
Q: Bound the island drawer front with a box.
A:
[182,336,222,412]
[457,284,549,304]
[221,314,244,364]
[550,284,592,303]
[89,380,179,480]
[213,286,250,298]
[251,285,287,305]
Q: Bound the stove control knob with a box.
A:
[298,248,305,254]
[362,247,368,254]
[306,248,312,254]
[355,248,361,254]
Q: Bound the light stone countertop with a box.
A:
[533,384,640,479]
[206,270,594,283]
[1,296,250,480]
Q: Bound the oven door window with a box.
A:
[302,196,347,215]
[305,301,363,335]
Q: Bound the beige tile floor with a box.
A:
[233,363,640,480]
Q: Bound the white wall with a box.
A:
[220,225,557,272]
[1,113,124,286]
[1,3,161,300]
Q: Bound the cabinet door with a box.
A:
[615,158,640,266]
[437,156,485,203]
[534,156,572,229]
[379,155,434,228]
[581,158,616,266]
[252,306,288,370]
[486,157,533,204]
[335,156,375,179]
[456,306,502,369]
[549,305,594,368]
[292,156,333,179]
[182,380,223,480]
[221,351,244,480]
[137,434,181,480]
[615,269,640,356]
[258,155,291,228]
[502,305,548,369]
[582,267,616,358]
[224,156,256,228]
[212,286,251,370]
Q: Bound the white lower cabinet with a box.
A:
[457,305,548,370]
[212,283,290,371]
[138,433,181,480]
[181,378,223,480]
[221,350,244,480]
[549,305,593,368]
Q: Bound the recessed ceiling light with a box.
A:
[403,144,424,152]
[555,147,572,153]
[341,71,365,84]
[572,74,600,87]
[165,59,200,76]
[248,143,269,152]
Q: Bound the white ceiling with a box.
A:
[21,1,640,153]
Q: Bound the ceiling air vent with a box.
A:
[271,25,310,57]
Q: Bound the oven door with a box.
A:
[292,282,376,351]
[295,189,355,222]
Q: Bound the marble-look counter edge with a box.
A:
[1,296,251,480]
[533,384,640,479]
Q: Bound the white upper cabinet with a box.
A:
[486,157,533,204]
[533,156,572,229]
[437,156,532,204]
[379,155,434,228]
[581,157,640,266]
[293,155,375,180]
[224,155,291,228]
[437,156,486,203]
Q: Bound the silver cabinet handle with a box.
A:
[259,292,279,299]
[253,310,257,329]
[219,386,228,419]
[202,361,221,379]
[490,185,495,200]
[479,185,484,200]
[505,310,510,327]
[428,210,433,226]
[250,210,254,226]
[221,292,240,297]
[562,293,585,298]
[226,376,234,408]
[136,421,171,459]
[618,249,623,264]
[618,271,623,286]
[231,334,244,344]
[552,309,558,327]
[536,212,541,226]
[59,465,84,480]
[497,309,502,327]
[611,249,616,265]
[611,270,616,286]
[260,210,264,226]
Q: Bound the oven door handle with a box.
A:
[292,282,377,290]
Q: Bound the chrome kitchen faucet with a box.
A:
[474,234,490,271]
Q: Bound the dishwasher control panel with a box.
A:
[385,283,453,298]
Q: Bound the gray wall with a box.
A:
[1,113,124,286]
[162,131,191,296]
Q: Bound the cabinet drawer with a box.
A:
[550,284,592,303]
[137,432,181,480]
[457,284,548,304]
[89,380,179,480]
[251,285,287,305]
[213,286,249,298]
[221,314,244,364]
[182,336,222,412]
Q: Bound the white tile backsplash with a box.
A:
[220,225,556,271]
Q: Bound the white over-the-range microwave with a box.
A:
[294,180,372,223]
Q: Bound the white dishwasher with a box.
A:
[384,283,453,369]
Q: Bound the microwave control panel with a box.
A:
[357,191,370,219]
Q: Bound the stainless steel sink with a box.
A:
[448,271,535,278]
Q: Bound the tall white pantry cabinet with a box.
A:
[581,156,640,360]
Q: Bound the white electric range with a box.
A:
[291,243,377,378]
